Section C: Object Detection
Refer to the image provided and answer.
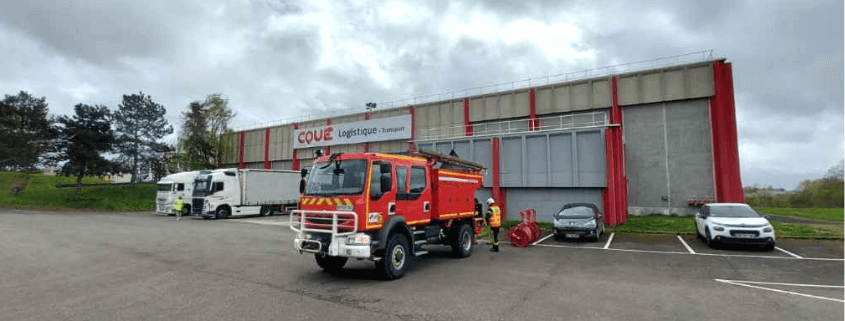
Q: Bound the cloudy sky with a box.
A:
[0,0,842,190]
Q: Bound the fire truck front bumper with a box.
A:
[294,233,373,259]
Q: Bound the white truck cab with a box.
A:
[155,171,200,215]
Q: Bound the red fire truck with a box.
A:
[290,149,485,280]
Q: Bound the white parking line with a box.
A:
[715,279,844,303]
[677,235,696,254]
[603,232,615,249]
[532,234,554,245]
[717,280,845,288]
[532,243,844,261]
[225,218,290,227]
[775,246,803,259]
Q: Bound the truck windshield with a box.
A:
[157,183,171,192]
[305,159,367,196]
[193,176,212,197]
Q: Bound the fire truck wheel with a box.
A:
[451,223,474,258]
[315,253,347,272]
[377,233,409,280]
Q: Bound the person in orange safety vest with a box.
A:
[485,198,502,252]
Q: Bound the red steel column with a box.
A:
[264,128,271,169]
[464,98,473,136]
[363,113,371,152]
[710,61,744,203]
[492,136,504,220]
[529,88,539,130]
[604,77,627,225]
[324,119,331,156]
[409,107,417,152]
[291,124,300,171]
[238,131,245,169]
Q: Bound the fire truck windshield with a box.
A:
[305,159,367,196]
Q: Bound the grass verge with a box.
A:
[757,207,843,222]
[0,172,156,211]
[604,215,843,239]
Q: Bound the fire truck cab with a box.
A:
[291,150,485,280]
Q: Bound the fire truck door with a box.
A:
[404,166,431,224]
[395,166,410,218]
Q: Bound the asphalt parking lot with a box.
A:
[1,211,842,321]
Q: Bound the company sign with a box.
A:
[293,114,412,149]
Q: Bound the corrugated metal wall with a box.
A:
[417,128,606,189]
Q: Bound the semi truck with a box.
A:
[191,169,301,219]
[291,150,485,280]
[156,171,200,215]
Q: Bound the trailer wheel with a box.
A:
[376,233,410,280]
[260,206,273,216]
[451,223,474,258]
[315,253,347,272]
[215,206,230,219]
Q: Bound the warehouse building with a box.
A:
[223,57,744,224]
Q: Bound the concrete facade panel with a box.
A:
[623,103,669,210]
[622,98,714,215]
[592,80,612,108]
[551,85,570,114]
[499,92,515,119]
[641,73,662,104]
[469,97,485,122]
[572,82,591,111]
[664,69,685,101]
[512,90,530,118]
[484,96,499,120]
[687,65,714,98]
[665,99,715,210]
[506,188,603,223]
[536,87,553,115]
[618,75,639,106]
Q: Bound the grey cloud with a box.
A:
[0,0,841,190]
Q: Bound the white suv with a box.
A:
[694,203,776,251]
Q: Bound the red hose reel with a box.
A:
[507,208,542,247]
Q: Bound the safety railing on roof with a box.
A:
[233,50,715,131]
[415,111,608,141]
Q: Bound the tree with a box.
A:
[113,92,173,187]
[176,94,236,170]
[0,91,57,170]
[54,104,118,201]
[825,160,844,180]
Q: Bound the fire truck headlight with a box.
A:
[346,233,371,245]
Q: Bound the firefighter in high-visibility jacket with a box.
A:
[174,196,184,221]
[485,198,502,252]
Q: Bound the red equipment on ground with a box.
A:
[507,208,542,247]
